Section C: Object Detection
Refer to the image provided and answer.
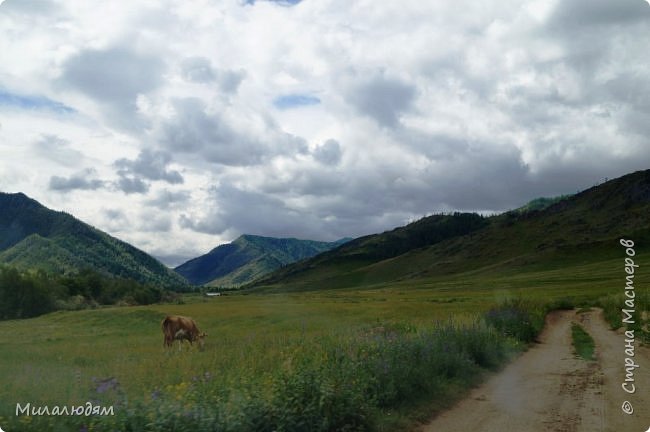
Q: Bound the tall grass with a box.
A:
[6,318,525,432]
[1,287,566,432]
[599,292,650,329]
[483,298,547,344]
[599,292,650,344]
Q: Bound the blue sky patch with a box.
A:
[273,94,320,110]
[0,89,75,114]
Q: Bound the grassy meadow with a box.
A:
[1,251,648,431]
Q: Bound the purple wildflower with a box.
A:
[92,377,120,394]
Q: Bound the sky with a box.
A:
[1,0,649,267]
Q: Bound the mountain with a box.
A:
[251,169,650,292]
[0,192,188,288]
[252,212,488,288]
[512,195,573,214]
[174,234,351,286]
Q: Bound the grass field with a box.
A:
[1,252,648,431]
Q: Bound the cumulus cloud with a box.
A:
[32,135,84,167]
[2,0,650,260]
[181,56,217,83]
[114,149,184,185]
[49,169,106,192]
[312,139,342,165]
[138,210,172,233]
[546,0,648,30]
[156,98,263,166]
[110,149,185,195]
[345,74,417,128]
[114,176,149,195]
[99,208,131,233]
[146,189,192,209]
[154,97,307,166]
[180,56,245,92]
[246,0,303,5]
[58,46,165,130]
[60,47,164,104]
[178,183,344,240]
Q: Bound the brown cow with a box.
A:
[161,315,207,351]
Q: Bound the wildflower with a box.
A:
[151,389,162,401]
[92,377,120,394]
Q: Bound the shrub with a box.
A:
[484,299,545,343]
[6,316,525,431]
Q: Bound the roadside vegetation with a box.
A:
[1,247,646,430]
[0,291,562,432]
[571,323,596,361]
[75,321,514,432]
[599,291,650,344]
[483,298,547,343]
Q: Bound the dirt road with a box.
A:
[420,309,650,432]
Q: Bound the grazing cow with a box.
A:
[161,315,207,351]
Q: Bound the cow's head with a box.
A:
[197,332,207,351]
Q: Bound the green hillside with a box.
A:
[513,194,572,214]
[252,169,650,291]
[174,234,349,286]
[0,192,188,289]
[253,212,488,288]
[175,234,350,286]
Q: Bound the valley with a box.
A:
[1,170,650,430]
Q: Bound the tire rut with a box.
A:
[419,309,650,432]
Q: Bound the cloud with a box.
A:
[104,208,126,221]
[181,56,216,83]
[156,98,262,166]
[146,189,192,209]
[3,0,650,261]
[58,46,165,129]
[345,74,416,127]
[312,139,342,165]
[137,210,172,233]
[218,69,246,94]
[0,0,57,16]
[112,150,183,195]
[49,169,106,192]
[155,97,307,166]
[546,0,649,30]
[114,176,150,195]
[99,208,130,233]
[32,135,84,167]
[114,150,184,185]
[178,182,326,239]
[60,47,164,105]
[180,56,245,92]
[245,0,303,6]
